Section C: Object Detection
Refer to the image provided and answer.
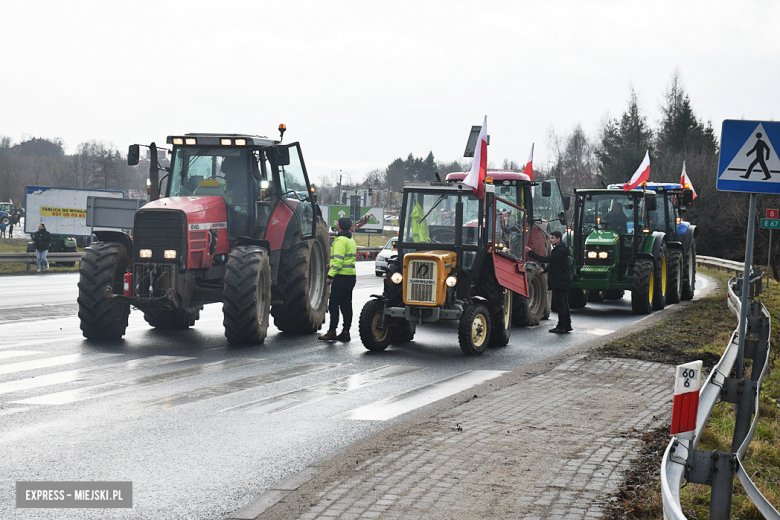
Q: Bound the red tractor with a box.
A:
[78,126,330,344]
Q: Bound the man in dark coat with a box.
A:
[33,223,52,272]
[526,230,572,333]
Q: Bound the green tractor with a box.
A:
[568,187,668,314]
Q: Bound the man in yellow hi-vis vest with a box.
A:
[319,217,357,342]
[410,199,430,242]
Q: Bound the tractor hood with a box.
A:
[585,230,619,246]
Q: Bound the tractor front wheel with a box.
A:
[77,242,130,340]
[652,244,668,311]
[512,270,547,326]
[568,288,588,309]
[588,290,605,302]
[682,240,696,300]
[223,246,271,345]
[604,289,625,300]
[359,298,391,351]
[631,258,654,314]
[458,303,491,356]
[489,289,512,347]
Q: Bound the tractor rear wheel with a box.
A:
[144,306,203,330]
[512,271,547,326]
[682,240,696,300]
[77,242,130,340]
[271,220,329,333]
[631,258,654,314]
[489,289,512,347]
[359,298,391,351]
[588,290,605,302]
[666,250,683,304]
[568,288,588,309]
[223,246,271,345]
[604,289,625,300]
[458,303,491,356]
[652,244,668,311]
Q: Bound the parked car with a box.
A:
[374,237,398,276]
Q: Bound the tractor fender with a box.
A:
[94,230,133,258]
[650,232,666,259]
[666,241,683,251]
[235,237,271,251]
[681,225,697,253]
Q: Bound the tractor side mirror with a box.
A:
[275,146,290,166]
[646,193,657,211]
[127,144,140,166]
[562,196,570,210]
[541,181,551,197]
[558,211,566,225]
[682,189,694,205]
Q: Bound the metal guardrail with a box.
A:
[661,267,778,519]
[697,255,746,274]
[0,252,84,264]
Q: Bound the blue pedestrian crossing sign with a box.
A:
[718,120,780,193]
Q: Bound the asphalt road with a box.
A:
[0,263,712,519]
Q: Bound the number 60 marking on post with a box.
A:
[671,360,703,439]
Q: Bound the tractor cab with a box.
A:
[164,135,316,242]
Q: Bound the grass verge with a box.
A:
[0,238,81,275]
[599,267,780,519]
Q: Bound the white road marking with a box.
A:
[0,353,121,376]
[222,365,423,414]
[581,328,615,336]
[0,351,43,360]
[337,370,507,421]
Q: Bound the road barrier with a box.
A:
[0,251,84,267]
[697,255,745,274]
[661,267,778,519]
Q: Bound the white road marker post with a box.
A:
[671,360,703,440]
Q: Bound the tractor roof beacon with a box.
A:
[78,126,330,344]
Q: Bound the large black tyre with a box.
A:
[388,320,415,345]
[77,242,130,340]
[271,220,329,333]
[359,298,391,351]
[652,243,668,311]
[144,306,203,330]
[604,289,625,300]
[489,289,512,347]
[666,249,683,304]
[588,290,605,303]
[223,246,271,345]
[681,239,696,300]
[568,288,588,309]
[512,271,547,326]
[631,258,654,314]
[458,303,491,356]
[0,216,9,226]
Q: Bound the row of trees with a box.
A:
[0,137,146,206]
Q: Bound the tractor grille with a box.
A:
[133,209,187,263]
[406,260,437,304]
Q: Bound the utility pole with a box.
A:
[338,171,342,206]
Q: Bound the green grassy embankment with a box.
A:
[0,239,81,275]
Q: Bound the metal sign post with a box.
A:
[762,209,778,286]
[736,194,757,379]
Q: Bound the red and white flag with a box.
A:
[680,161,697,200]
[463,116,488,199]
[623,150,650,191]
[523,143,534,180]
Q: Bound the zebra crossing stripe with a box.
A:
[139,363,343,409]
[0,353,121,376]
[0,356,193,396]
[222,365,423,414]
[12,358,267,406]
[336,370,507,421]
[0,351,43,360]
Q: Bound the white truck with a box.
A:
[24,186,125,261]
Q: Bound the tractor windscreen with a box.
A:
[403,191,480,245]
[169,148,253,201]
[581,193,635,235]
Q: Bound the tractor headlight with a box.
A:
[140,249,152,258]
[164,250,177,259]
[445,275,457,287]
[587,251,598,259]
[598,251,608,259]
[390,272,403,284]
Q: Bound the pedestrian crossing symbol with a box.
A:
[718,120,780,194]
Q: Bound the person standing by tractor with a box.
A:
[319,217,357,342]
[526,230,572,333]
[33,223,51,272]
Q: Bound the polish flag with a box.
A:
[680,161,697,200]
[523,143,534,180]
[623,151,650,191]
[463,116,488,199]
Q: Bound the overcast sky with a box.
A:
[2,0,778,185]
